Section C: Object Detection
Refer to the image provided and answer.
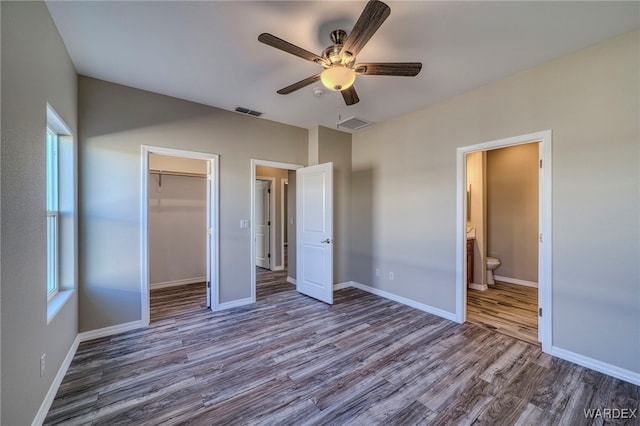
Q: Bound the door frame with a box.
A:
[250,159,303,303]
[255,176,275,270]
[280,178,289,271]
[455,130,552,353]
[141,145,220,325]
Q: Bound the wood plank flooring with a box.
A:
[45,271,639,425]
[467,281,539,345]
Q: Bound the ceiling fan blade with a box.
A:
[277,73,322,95]
[258,33,327,65]
[341,86,360,106]
[340,0,391,58]
[354,62,422,76]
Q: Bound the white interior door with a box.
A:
[296,162,333,304]
[255,179,270,269]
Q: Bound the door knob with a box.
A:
[321,238,332,244]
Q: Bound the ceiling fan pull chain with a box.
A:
[336,92,342,128]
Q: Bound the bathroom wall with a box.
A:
[466,151,486,285]
[487,143,539,284]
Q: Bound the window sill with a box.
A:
[47,289,74,324]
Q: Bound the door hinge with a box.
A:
[268,188,271,194]
[539,233,543,243]
[207,227,212,235]
[268,221,271,226]
[539,307,542,317]
[268,253,271,258]
[207,281,211,289]
[539,159,543,168]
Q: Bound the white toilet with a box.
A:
[486,257,501,285]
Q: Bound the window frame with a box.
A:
[46,127,60,300]
[46,104,76,323]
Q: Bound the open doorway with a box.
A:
[456,130,552,353]
[250,160,302,302]
[464,143,539,345]
[141,146,219,325]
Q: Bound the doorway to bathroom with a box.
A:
[455,130,552,353]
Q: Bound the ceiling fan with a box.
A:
[258,0,422,106]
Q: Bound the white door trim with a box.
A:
[250,160,303,303]
[455,130,552,353]
[255,176,275,270]
[280,178,289,271]
[141,145,220,325]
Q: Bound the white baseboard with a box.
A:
[218,297,253,311]
[468,283,488,291]
[333,281,352,290]
[287,276,296,285]
[494,275,538,288]
[32,320,145,425]
[552,346,640,386]
[150,277,206,290]
[347,281,457,322]
[78,320,145,342]
[32,336,80,426]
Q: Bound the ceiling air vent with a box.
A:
[337,116,373,131]
[235,107,263,117]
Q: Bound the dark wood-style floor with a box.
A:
[467,281,539,345]
[45,270,639,425]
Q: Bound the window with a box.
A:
[46,128,59,299]
[46,104,76,322]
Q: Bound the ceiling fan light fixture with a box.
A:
[321,65,356,91]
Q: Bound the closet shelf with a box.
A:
[149,169,207,178]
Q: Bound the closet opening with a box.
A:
[141,146,219,325]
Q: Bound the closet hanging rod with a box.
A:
[149,169,207,179]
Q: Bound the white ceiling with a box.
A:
[46,1,639,131]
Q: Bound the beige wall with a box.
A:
[487,143,539,283]
[148,175,207,287]
[149,153,207,175]
[351,31,639,373]
[311,126,352,284]
[1,2,79,424]
[256,165,289,269]
[78,76,307,332]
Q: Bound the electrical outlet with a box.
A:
[375,268,380,277]
[40,354,46,377]
[389,272,394,280]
